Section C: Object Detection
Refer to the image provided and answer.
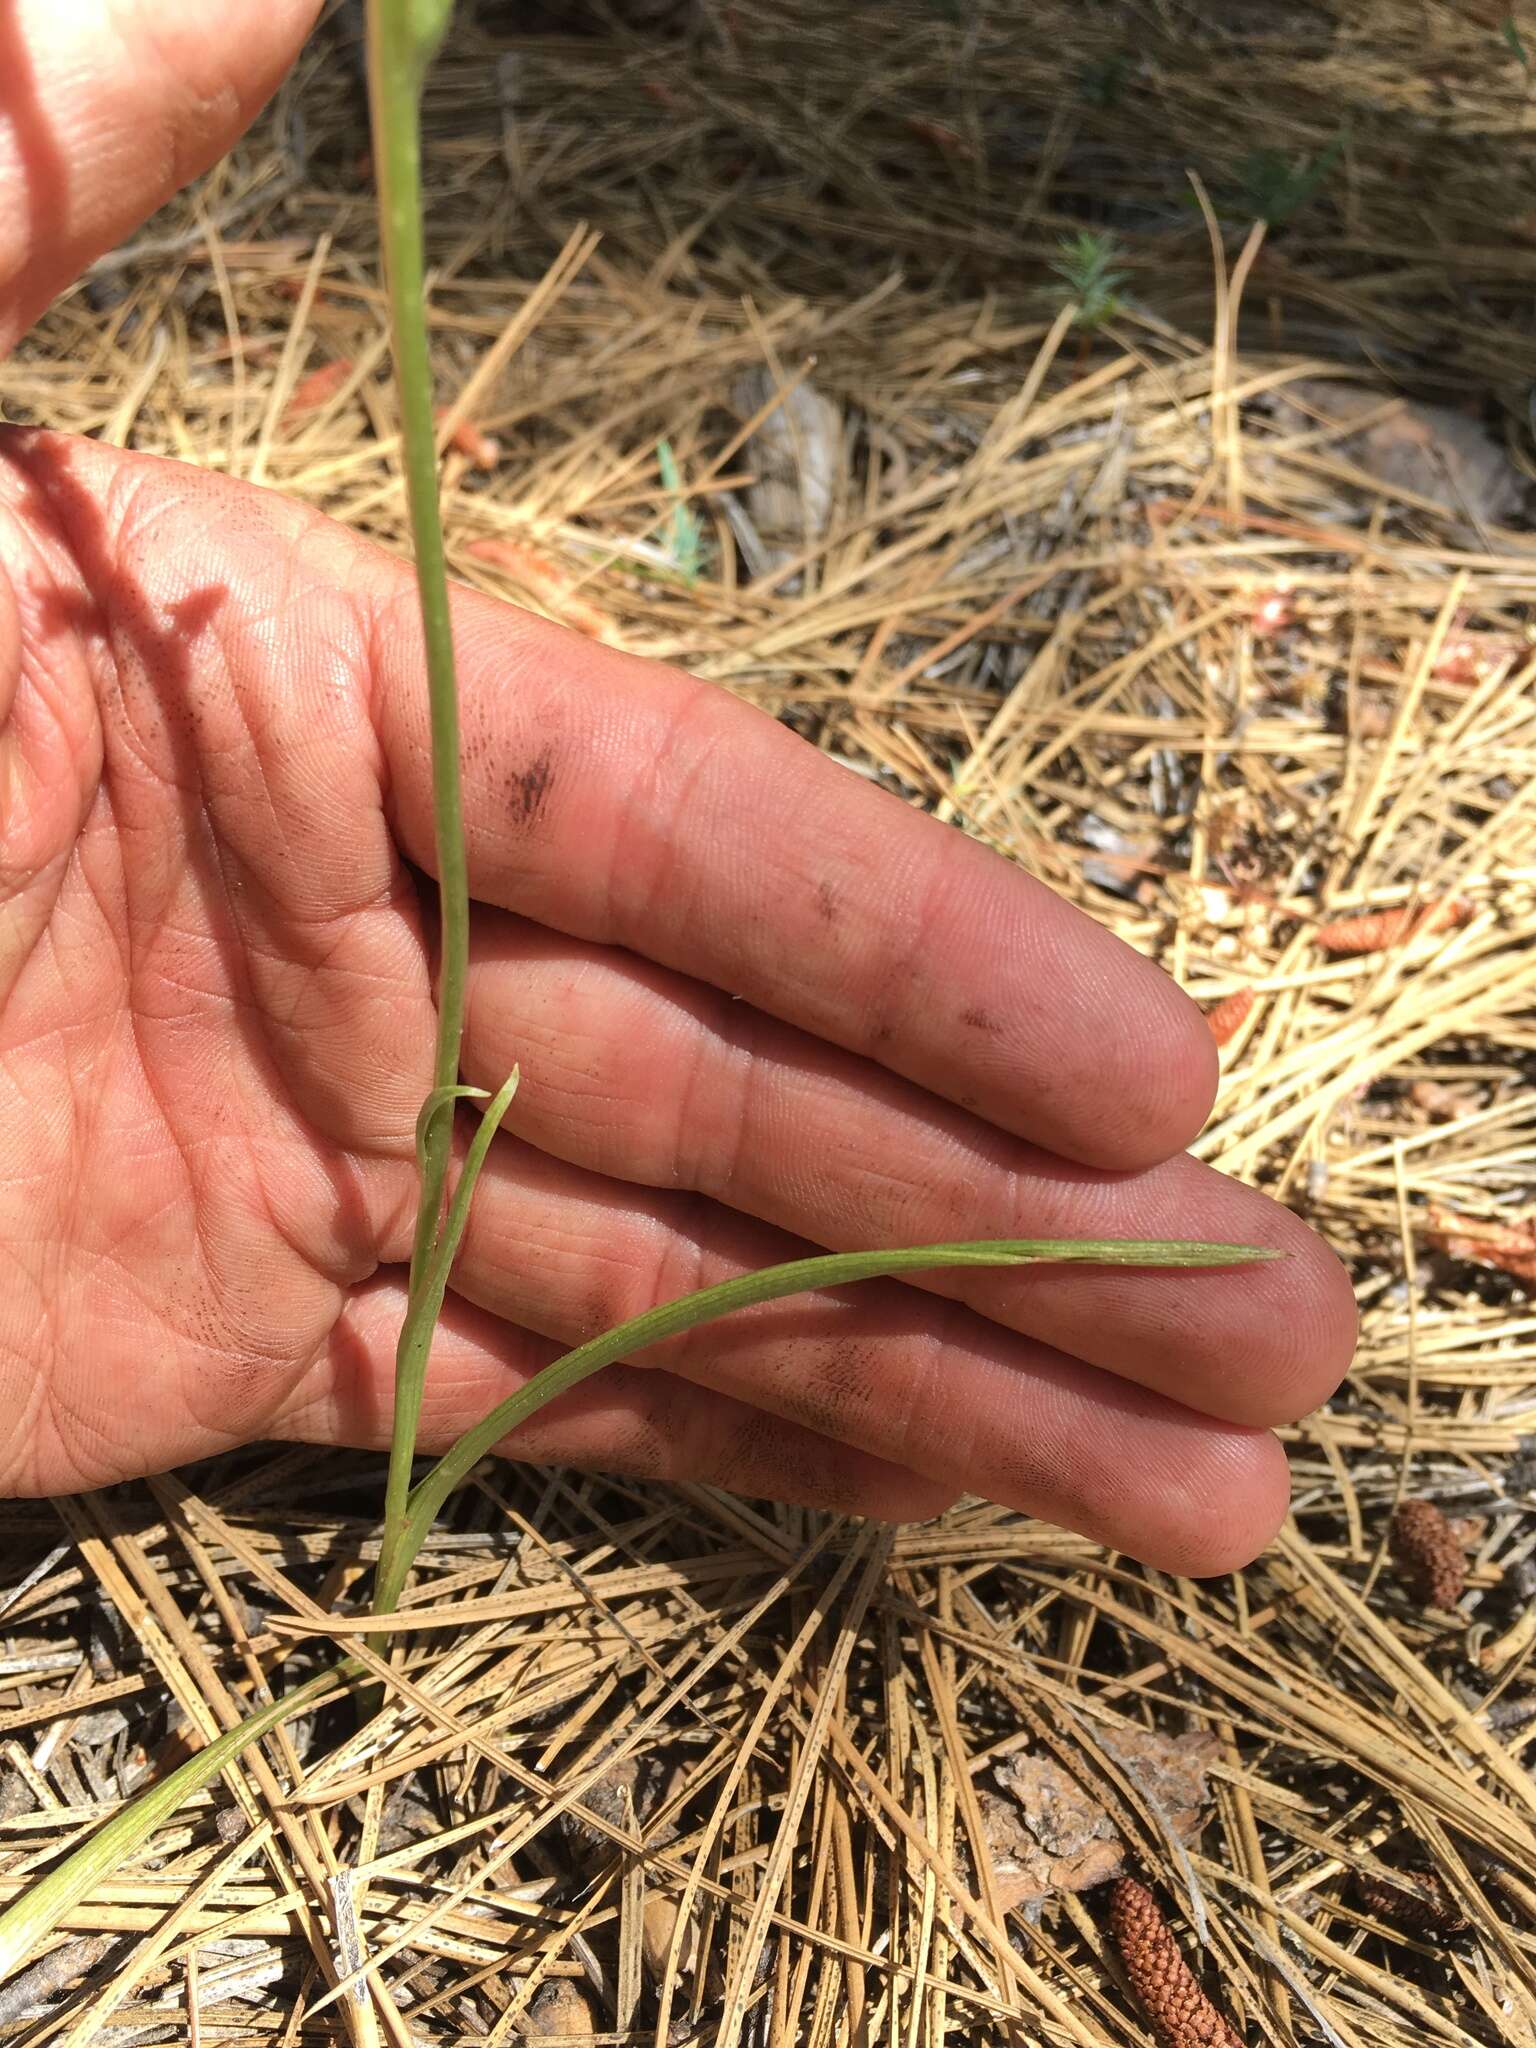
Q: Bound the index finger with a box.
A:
[375,582,1217,1172]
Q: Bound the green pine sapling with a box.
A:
[1050,230,1128,331]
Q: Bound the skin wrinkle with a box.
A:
[613,676,729,957]
[854,833,948,1072]
[638,1188,717,1358]
[35,1244,165,1488]
[207,634,285,884]
[70,802,136,1016]
[53,1004,99,1369]
[233,634,393,917]
[0,1241,54,1478]
[232,1053,343,1284]
[114,994,218,1337]
[892,1307,968,1478]
[678,984,755,1201]
[754,1315,909,1455]
[358,580,399,790]
[0,528,100,908]
[541,1194,661,1341]
[226,1051,387,1294]
[19,1375,76,1496]
[841,1141,945,1243]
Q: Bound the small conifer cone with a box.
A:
[1204,987,1256,1049]
[1109,1877,1243,2048]
[1354,1868,1469,1938]
[1389,1498,1466,1610]
[1314,897,1471,956]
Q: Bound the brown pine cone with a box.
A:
[1109,1877,1243,2048]
[1354,1868,1469,1938]
[1389,1499,1466,1610]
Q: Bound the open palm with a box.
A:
[0,0,1354,1570]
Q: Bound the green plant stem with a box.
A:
[0,1663,359,1984]
[371,1235,1280,1613]
[366,0,468,1613]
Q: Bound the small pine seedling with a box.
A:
[657,437,704,585]
[1049,231,1128,331]
[1235,137,1343,226]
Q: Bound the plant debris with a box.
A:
[983,1729,1218,1912]
[1389,1498,1468,1611]
[1108,1877,1243,2048]
[1204,987,1256,1048]
[1312,897,1473,956]
[1354,1866,1472,1940]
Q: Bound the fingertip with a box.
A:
[1138,1428,1292,1578]
[1016,930,1219,1171]
[1073,969,1220,1171]
[1032,1151,1359,1431]
[1156,977,1223,1150]
[1215,1206,1359,1427]
[1275,1231,1359,1415]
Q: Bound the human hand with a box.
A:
[0,0,1354,1570]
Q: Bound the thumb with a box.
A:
[0,0,322,355]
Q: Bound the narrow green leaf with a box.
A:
[388,1236,1281,1593]
[0,1664,357,1983]
[409,1084,491,1290]
[419,1069,519,1309]
[657,438,703,584]
[374,1068,520,1613]
[414,1083,489,1172]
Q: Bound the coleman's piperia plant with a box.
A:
[0,0,1279,1985]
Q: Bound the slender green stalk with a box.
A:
[371,1235,1280,1613]
[366,0,476,1611]
[0,1663,359,1983]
